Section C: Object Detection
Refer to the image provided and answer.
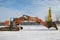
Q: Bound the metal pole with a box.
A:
[9,17,13,30]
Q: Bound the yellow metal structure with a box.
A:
[47,7,52,22]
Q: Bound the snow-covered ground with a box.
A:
[0,25,60,40]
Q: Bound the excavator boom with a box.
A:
[13,15,48,28]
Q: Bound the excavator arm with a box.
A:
[13,14,58,30]
[4,7,58,30]
[34,17,48,27]
[13,15,48,28]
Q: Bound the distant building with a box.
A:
[13,18,40,25]
[20,21,40,25]
[0,22,5,26]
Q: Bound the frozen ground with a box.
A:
[0,25,60,40]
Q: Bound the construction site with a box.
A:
[0,7,60,40]
[0,0,60,40]
[0,8,58,31]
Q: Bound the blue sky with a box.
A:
[0,0,60,21]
